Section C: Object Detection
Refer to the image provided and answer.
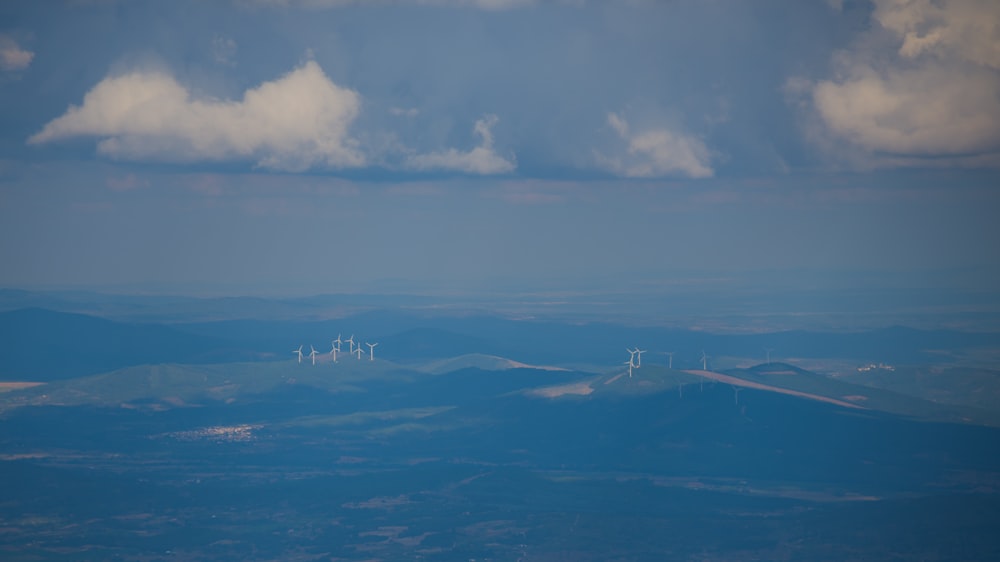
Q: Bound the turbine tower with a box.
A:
[666,351,674,369]
[764,348,774,365]
[366,342,378,361]
[624,360,633,378]
[293,345,304,364]
[309,345,319,365]
[701,350,708,371]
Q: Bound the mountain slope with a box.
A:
[418,353,568,375]
[0,308,257,381]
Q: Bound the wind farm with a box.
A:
[289,333,381,366]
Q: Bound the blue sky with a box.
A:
[0,0,998,296]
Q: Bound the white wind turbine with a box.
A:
[366,342,378,361]
[334,334,343,350]
[353,345,363,360]
[626,348,638,368]
[634,348,646,368]
[666,351,674,369]
[308,345,319,365]
[329,340,339,362]
[293,345,304,363]
[701,350,708,371]
[346,335,356,354]
[764,348,774,365]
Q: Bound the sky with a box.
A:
[0,0,998,297]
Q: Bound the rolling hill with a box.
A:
[0,308,258,381]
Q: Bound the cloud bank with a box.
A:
[30,61,517,175]
[597,113,713,178]
[29,61,365,172]
[0,35,33,71]
[406,114,516,174]
[808,0,1000,160]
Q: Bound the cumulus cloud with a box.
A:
[874,0,1000,68]
[597,112,713,178]
[805,0,1000,161]
[28,61,364,172]
[812,64,1000,155]
[405,114,516,174]
[0,35,33,71]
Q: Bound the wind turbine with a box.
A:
[666,351,674,369]
[329,341,339,362]
[308,345,319,365]
[626,348,638,368]
[701,350,708,371]
[346,335,356,354]
[634,348,646,368]
[293,345,304,364]
[366,342,378,361]
[353,345,363,360]
[764,348,774,365]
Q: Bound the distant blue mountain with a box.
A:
[0,308,256,381]
[5,304,998,382]
[177,311,999,365]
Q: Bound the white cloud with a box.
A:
[597,112,713,178]
[813,63,1000,155]
[0,35,33,71]
[29,61,364,172]
[405,114,516,174]
[874,0,1000,69]
[804,0,1000,161]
